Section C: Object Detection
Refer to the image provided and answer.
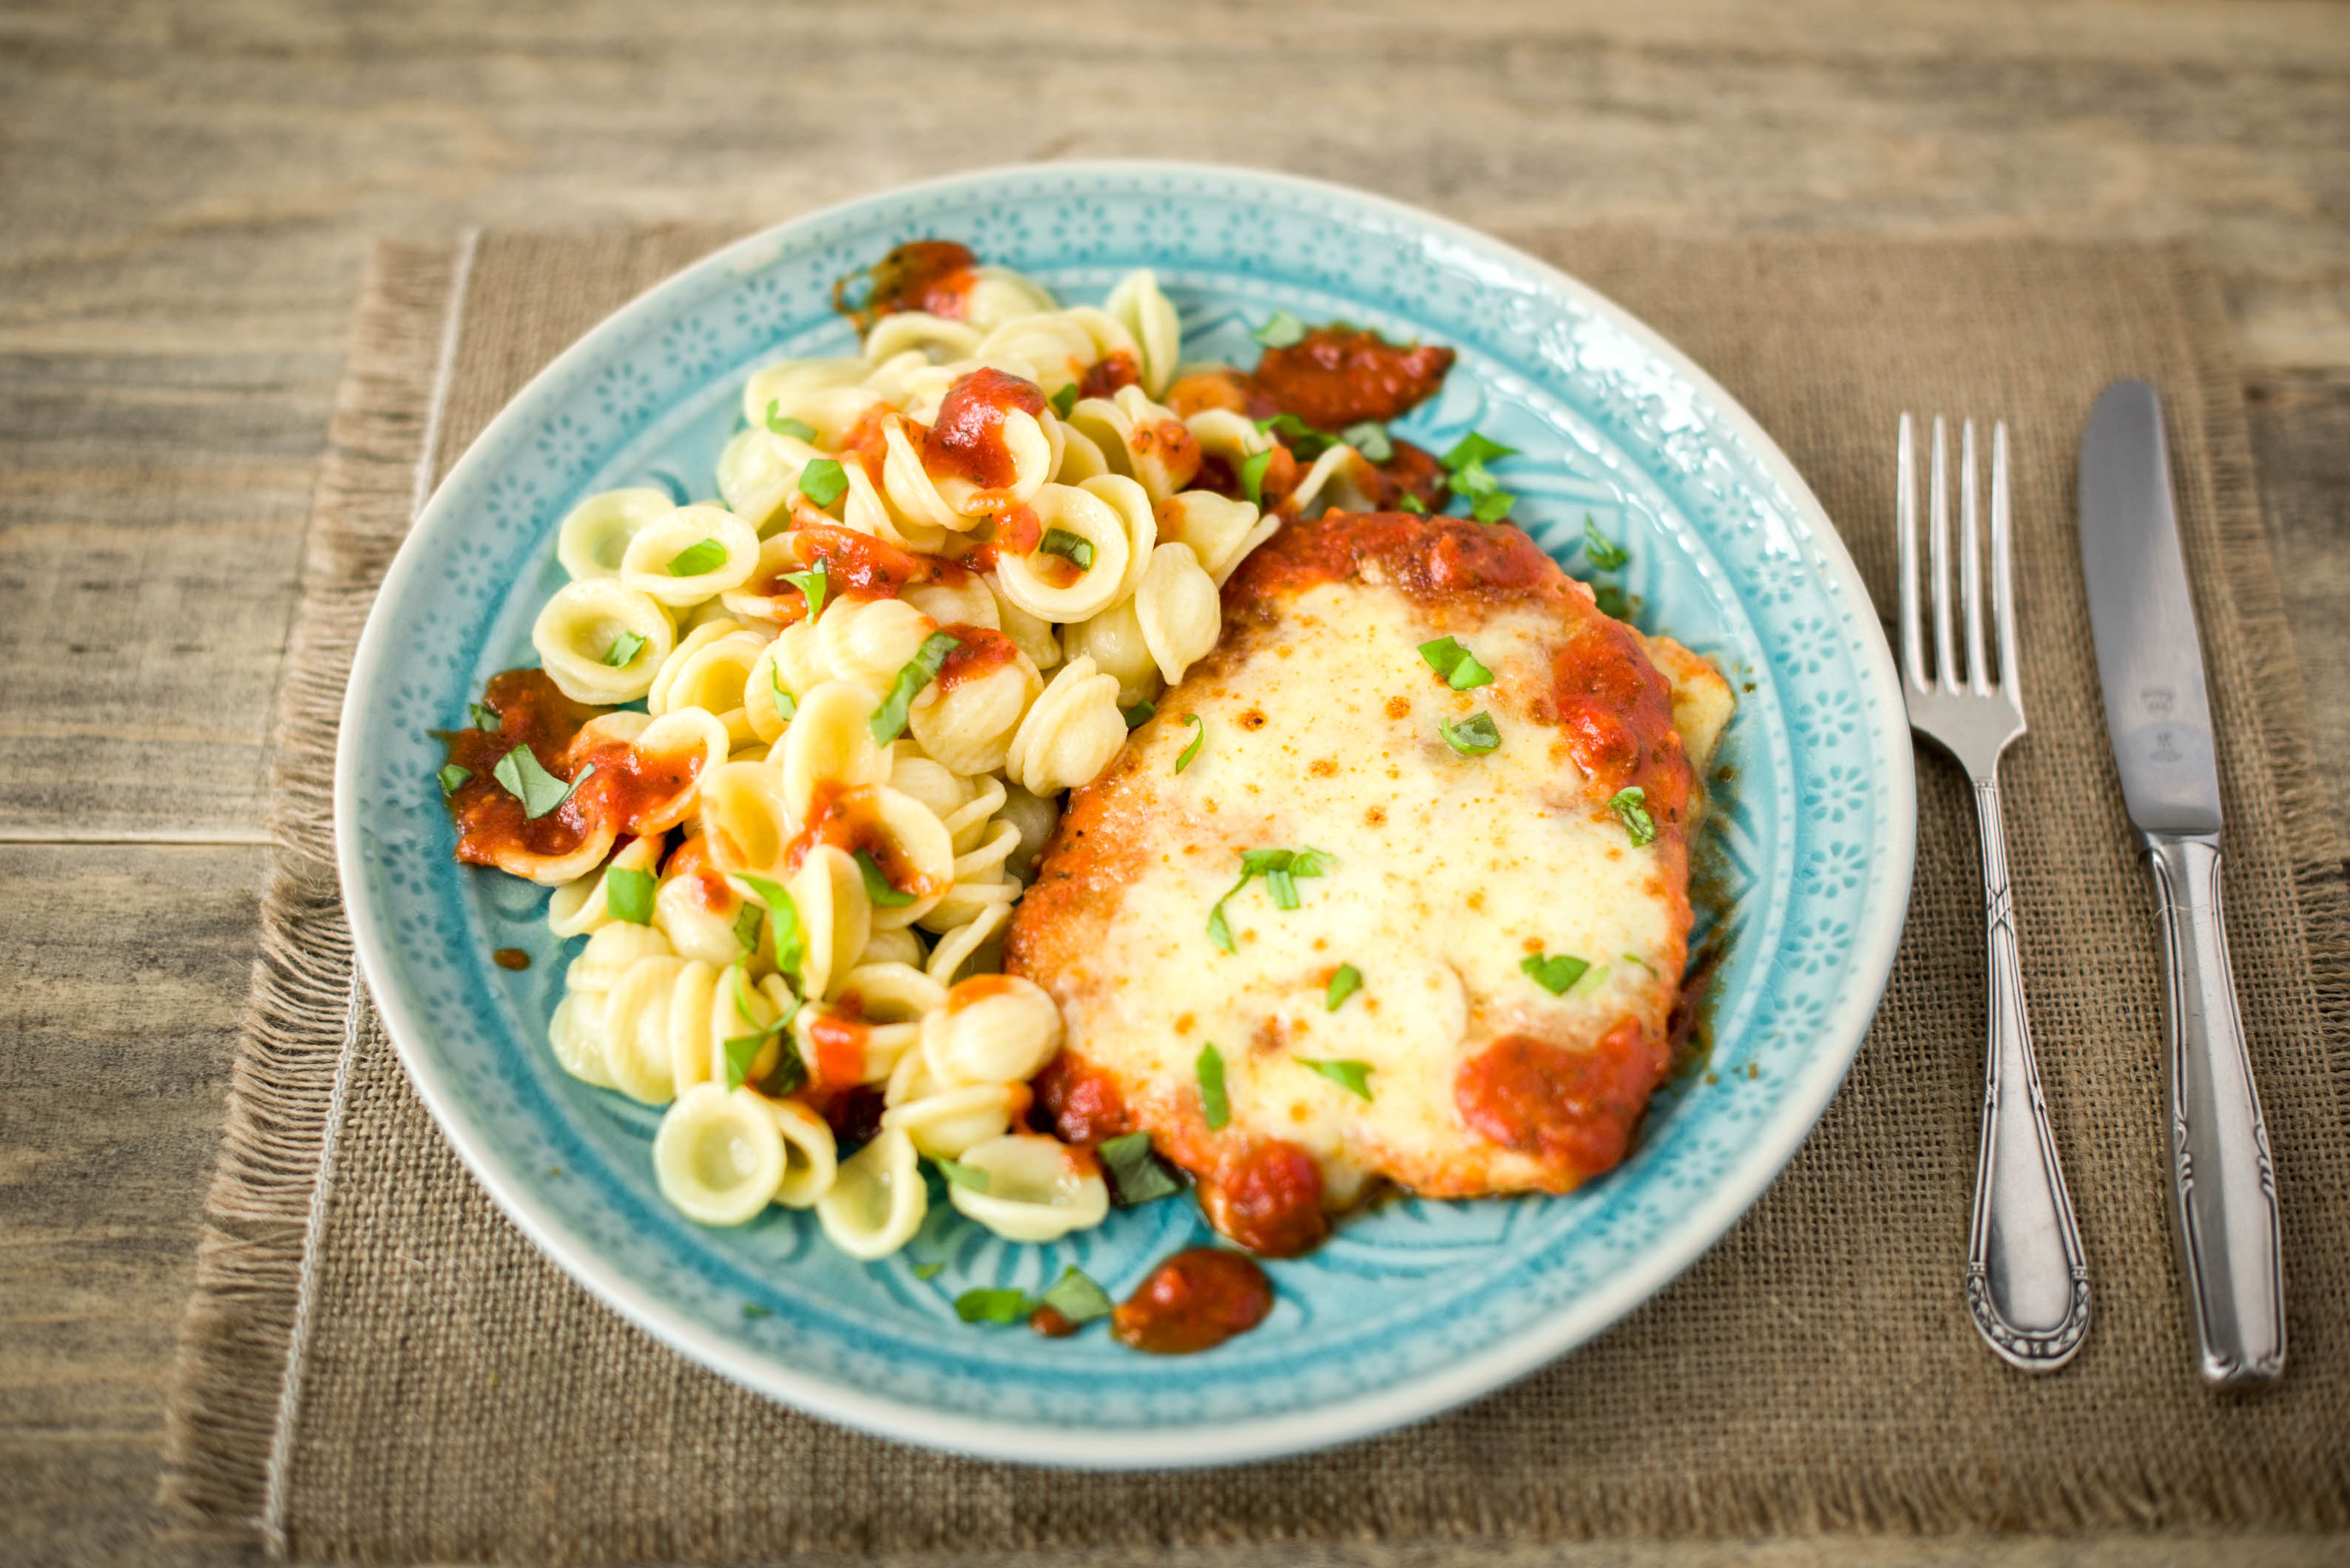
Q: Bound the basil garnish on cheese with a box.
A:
[1609,785,1657,847]
[1417,635,1494,691]
[1520,951,1590,996]
[1439,712,1501,755]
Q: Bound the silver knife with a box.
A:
[2079,379,2286,1385]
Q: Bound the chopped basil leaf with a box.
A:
[436,763,473,795]
[1571,962,1612,996]
[741,1302,771,1319]
[1252,310,1308,348]
[1254,412,1339,460]
[1439,711,1502,756]
[1609,785,1657,847]
[740,874,806,977]
[781,561,829,620]
[1039,528,1095,570]
[1288,846,1335,878]
[1340,421,1393,462]
[1098,1131,1183,1205]
[1326,963,1363,1011]
[936,1158,990,1194]
[1592,583,1630,621]
[955,1287,1027,1325]
[1175,714,1204,773]
[1441,431,1519,472]
[1206,896,1236,954]
[764,402,817,441]
[1298,1058,1375,1101]
[1050,383,1078,419]
[769,663,797,722]
[855,848,918,908]
[1122,700,1155,729]
[911,1260,945,1281]
[605,865,656,925]
[1520,951,1591,996]
[492,746,590,820]
[721,1031,767,1091]
[1448,458,1516,522]
[667,537,729,577]
[1036,1265,1113,1325]
[1197,1043,1231,1129]
[797,456,848,508]
[757,1035,808,1098]
[732,902,764,952]
[1398,493,1429,515]
[601,629,646,669]
[1209,846,1332,949]
[870,629,962,745]
[1582,516,1630,571]
[1240,446,1274,506]
[468,700,500,731]
[1417,636,1495,691]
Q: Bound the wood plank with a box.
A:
[0,843,263,1567]
[2247,372,2350,845]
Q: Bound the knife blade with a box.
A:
[2079,379,2286,1385]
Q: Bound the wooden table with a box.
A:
[4,3,2343,1563]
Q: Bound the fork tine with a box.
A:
[1961,419,1988,694]
[1992,419,2020,703]
[1897,413,1926,692]
[1930,416,1956,692]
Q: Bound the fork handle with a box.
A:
[1964,775,2093,1371]
[2144,831,2286,1385]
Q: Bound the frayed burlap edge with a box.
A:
[158,237,475,1547]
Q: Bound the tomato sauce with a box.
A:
[1165,370,1251,419]
[836,239,978,331]
[1110,1248,1274,1354]
[1454,1020,1672,1186]
[776,522,966,602]
[934,624,1019,692]
[443,669,604,867]
[1198,1139,1329,1257]
[1250,328,1453,430]
[784,781,948,900]
[924,367,1047,490]
[806,994,872,1091]
[1032,1051,1133,1145]
[1346,438,1448,513]
[833,405,894,482]
[1077,351,1141,400]
[1232,509,1566,611]
[568,736,704,838]
[658,831,733,912]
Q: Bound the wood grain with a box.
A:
[1,1,2345,1562]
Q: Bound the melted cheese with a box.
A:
[1024,576,1732,1206]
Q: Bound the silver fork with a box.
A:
[1897,413,2092,1373]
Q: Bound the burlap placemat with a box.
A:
[163,223,2350,1561]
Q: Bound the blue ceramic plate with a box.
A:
[336,162,1914,1468]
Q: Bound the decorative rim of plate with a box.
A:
[334,158,1915,1469]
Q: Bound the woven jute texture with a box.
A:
[163,225,2350,1562]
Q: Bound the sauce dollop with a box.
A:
[935,625,1019,692]
[1249,327,1454,430]
[1453,1019,1671,1185]
[1110,1248,1274,1354]
[924,367,1047,490]
[837,239,978,331]
[1198,1139,1328,1257]
[442,669,602,866]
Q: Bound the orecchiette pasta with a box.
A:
[1005,655,1127,797]
[451,255,1361,1259]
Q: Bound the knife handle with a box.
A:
[1963,776,2093,1372]
[2144,831,2287,1385]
